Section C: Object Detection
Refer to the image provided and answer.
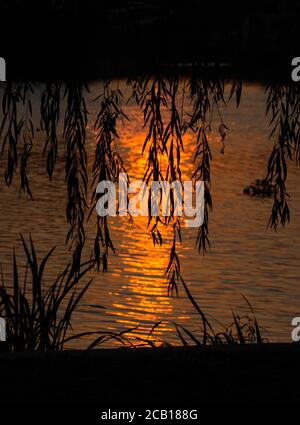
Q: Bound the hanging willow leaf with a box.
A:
[40,82,61,179]
[63,82,88,275]
[90,80,127,270]
[0,82,24,186]
[265,84,300,229]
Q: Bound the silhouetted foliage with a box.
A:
[265,84,300,228]
[0,76,298,295]
[0,236,140,351]
[0,236,94,351]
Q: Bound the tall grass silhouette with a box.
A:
[0,235,94,351]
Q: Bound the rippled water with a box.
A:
[1,82,300,346]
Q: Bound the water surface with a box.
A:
[0,83,299,346]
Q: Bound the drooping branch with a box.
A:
[40,82,61,179]
[90,81,127,270]
[63,82,88,275]
[19,83,35,199]
[0,82,35,198]
[188,76,242,253]
[131,75,186,291]
[265,84,300,228]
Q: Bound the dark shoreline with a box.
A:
[0,343,299,410]
[1,1,299,82]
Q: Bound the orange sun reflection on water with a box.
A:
[85,103,217,345]
[96,123,197,343]
[108,216,176,343]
